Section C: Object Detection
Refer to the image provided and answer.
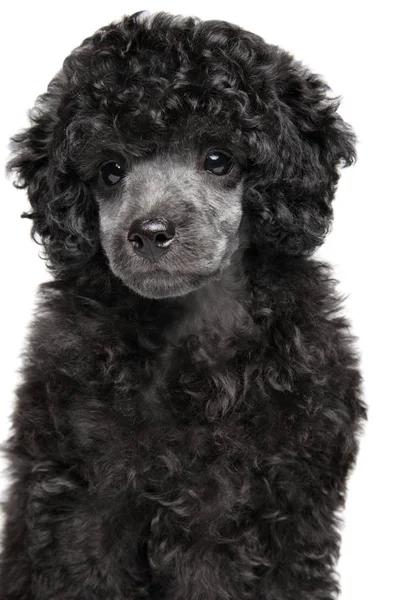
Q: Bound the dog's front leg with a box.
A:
[256,501,342,600]
[0,456,33,600]
[254,431,362,598]
[0,447,151,600]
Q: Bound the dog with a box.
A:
[0,11,366,600]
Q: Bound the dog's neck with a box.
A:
[162,247,255,353]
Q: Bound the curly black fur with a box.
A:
[1,11,366,600]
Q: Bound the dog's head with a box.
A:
[8,11,355,299]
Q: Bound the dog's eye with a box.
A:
[101,161,124,185]
[204,151,233,176]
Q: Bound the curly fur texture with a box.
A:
[1,11,366,600]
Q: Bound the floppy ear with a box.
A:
[245,56,356,254]
[7,72,99,275]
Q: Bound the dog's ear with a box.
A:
[7,71,99,274]
[245,55,356,254]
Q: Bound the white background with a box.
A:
[0,1,399,598]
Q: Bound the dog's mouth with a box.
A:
[127,267,224,299]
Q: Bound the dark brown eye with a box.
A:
[101,161,124,185]
[204,151,233,175]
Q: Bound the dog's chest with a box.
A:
[79,338,275,525]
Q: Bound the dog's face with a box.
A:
[8,11,356,297]
[95,146,244,298]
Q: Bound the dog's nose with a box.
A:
[128,218,176,260]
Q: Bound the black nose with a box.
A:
[128,218,176,260]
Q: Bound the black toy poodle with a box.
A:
[0,10,366,600]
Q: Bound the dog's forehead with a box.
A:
[70,117,247,177]
[64,16,278,142]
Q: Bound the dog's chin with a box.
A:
[118,269,224,300]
